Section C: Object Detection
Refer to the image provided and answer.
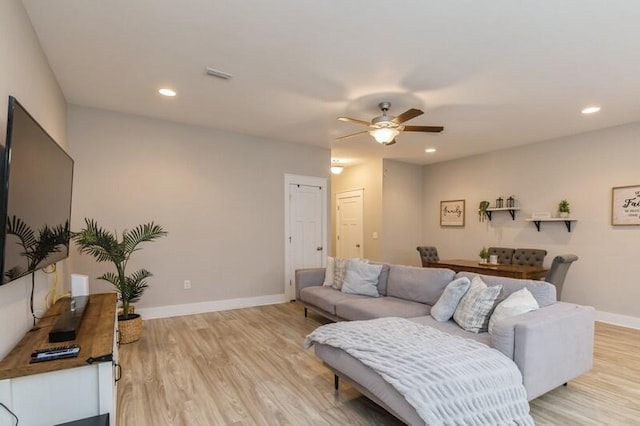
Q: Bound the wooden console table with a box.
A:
[426,259,549,280]
[0,293,119,426]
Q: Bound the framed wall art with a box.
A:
[612,185,640,226]
[440,199,465,227]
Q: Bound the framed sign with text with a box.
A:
[612,185,640,226]
[440,200,465,227]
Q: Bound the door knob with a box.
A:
[356,244,361,248]
[316,246,323,251]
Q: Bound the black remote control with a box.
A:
[29,348,80,363]
[31,344,80,358]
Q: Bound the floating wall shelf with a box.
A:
[483,207,520,221]
[525,218,577,232]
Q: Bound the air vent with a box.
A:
[206,67,233,80]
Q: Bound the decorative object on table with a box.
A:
[478,247,489,263]
[506,196,515,208]
[478,201,490,222]
[440,200,465,227]
[496,197,504,208]
[611,185,640,226]
[558,199,571,218]
[72,218,167,344]
[489,254,499,265]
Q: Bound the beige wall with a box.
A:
[422,122,640,320]
[381,160,423,266]
[331,159,383,261]
[67,106,329,309]
[0,0,68,357]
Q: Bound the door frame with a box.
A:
[284,174,328,300]
[335,188,364,258]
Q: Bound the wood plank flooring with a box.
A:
[117,303,640,425]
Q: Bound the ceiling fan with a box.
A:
[337,101,443,146]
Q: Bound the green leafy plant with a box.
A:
[73,218,167,320]
[478,201,490,222]
[4,215,69,280]
[479,246,489,260]
[558,199,570,213]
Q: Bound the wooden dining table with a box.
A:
[425,259,549,280]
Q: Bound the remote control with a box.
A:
[31,344,80,358]
[29,346,80,363]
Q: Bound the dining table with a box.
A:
[425,259,549,280]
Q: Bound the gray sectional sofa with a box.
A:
[296,262,595,423]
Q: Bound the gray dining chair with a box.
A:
[417,246,439,266]
[512,248,547,266]
[545,254,579,300]
[488,247,515,264]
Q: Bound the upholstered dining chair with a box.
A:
[488,247,515,264]
[545,254,579,300]
[512,248,547,266]
[416,246,439,266]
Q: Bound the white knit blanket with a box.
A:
[305,317,534,426]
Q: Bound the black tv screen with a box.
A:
[0,96,73,285]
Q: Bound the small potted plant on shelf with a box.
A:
[73,218,167,344]
[479,246,489,263]
[558,200,570,218]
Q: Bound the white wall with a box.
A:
[0,0,67,358]
[382,160,423,266]
[422,122,640,321]
[67,106,329,311]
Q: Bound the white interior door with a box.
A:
[284,175,327,301]
[336,189,364,259]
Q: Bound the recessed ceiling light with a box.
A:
[425,148,436,153]
[158,88,177,97]
[581,106,600,114]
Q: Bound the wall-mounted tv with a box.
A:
[0,96,73,285]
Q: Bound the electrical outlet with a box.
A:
[183,280,191,290]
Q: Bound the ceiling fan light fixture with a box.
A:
[370,127,400,144]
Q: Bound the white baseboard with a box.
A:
[136,293,288,320]
[596,310,640,330]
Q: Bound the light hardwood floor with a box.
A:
[117,303,640,425]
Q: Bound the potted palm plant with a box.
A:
[73,218,167,343]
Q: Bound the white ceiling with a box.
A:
[21,0,640,166]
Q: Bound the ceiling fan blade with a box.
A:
[337,117,370,126]
[392,108,423,124]
[335,130,369,140]
[384,139,397,146]
[403,125,444,133]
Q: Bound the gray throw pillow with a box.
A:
[430,277,471,322]
[453,276,502,333]
[341,260,383,297]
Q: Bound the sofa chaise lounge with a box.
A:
[297,263,594,425]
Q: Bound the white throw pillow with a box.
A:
[341,259,383,297]
[453,276,502,333]
[332,257,349,290]
[430,277,471,322]
[322,257,335,287]
[488,288,540,335]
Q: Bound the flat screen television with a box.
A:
[0,96,73,285]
